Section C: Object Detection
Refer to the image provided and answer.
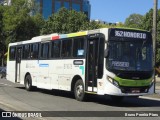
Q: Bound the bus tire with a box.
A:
[25,75,33,91]
[74,79,85,101]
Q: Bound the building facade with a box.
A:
[3,0,91,19]
[36,0,91,19]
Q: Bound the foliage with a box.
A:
[0,5,4,44]
[3,0,44,45]
[1,0,160,66]
[124,13,143,29]
[0,5,7,66]
[32,13,45,35]
[116,22,125,27]
[0,6,6,63]
[142,9,160,64]
[0,0,44,66]
[41,8,99,34]
[142,9,154,31]
[124,9,160,64]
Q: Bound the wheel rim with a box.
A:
[76,84,83,97]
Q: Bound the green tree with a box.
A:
[142,9,160,64]
[142,9,153,31]
[0,6,4,44]
[0,6,6,66]
[32,13,45,35]
[116,22,125,27]
[41,8,99,34]
[0,0,44,66]
[124,13,143,29]
[3,0,44,45]
[125,10,160,64]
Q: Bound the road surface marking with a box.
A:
[140,96,160,101]
[0,83,12,86]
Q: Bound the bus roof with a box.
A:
[113,27,149,32]
[8,27,150,46]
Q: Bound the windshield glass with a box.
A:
[107,41,153,71]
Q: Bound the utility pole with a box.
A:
[153,0,158,93]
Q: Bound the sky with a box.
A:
[90,0,160,23]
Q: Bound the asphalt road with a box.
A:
[0,78,160,120]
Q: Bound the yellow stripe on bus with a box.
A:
[67,32,87,38]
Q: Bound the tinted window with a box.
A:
[23,44,30,59]
[55,0,61,12]
[62,39,72,58]
[64,2,70,9]
[51,41,61,58]
[9,47,16,60]
[41,43,49,59]
[30,43,39,59]
[83,1,90,18]
[42,0,52,19]
[72,3,80,11]
[73,38,85,57]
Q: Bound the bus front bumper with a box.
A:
[103,80,155,96]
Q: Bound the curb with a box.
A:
[140,96,160,101]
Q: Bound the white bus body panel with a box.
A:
[6,28,154,97]
[13,59,86,91]
[7,61,16,83]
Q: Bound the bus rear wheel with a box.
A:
[74,79,85,101]
[25,75,33,91]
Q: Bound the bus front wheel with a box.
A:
[25,75,33,91]
[74,79,85,101]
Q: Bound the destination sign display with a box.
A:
[115,30,146,39]
[109,28,150,40]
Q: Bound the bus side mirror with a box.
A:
[104,49,109,58]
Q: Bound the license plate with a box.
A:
[131,89,140,93]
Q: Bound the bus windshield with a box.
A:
[107,41,153,71]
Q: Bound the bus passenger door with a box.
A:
[15,47,22,83]
[85,34,105,92]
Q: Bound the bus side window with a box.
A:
[61,39,72,58]
[51,41,61,58]
[23,44,30,59]
[9,47,16,60]
[73,37,85,58]
[40,43,49,59]
[30,43,39,59]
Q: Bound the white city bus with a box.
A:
[7,28,154,101]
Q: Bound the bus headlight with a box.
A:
[107,76,113,83]
[107,76,119,87]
